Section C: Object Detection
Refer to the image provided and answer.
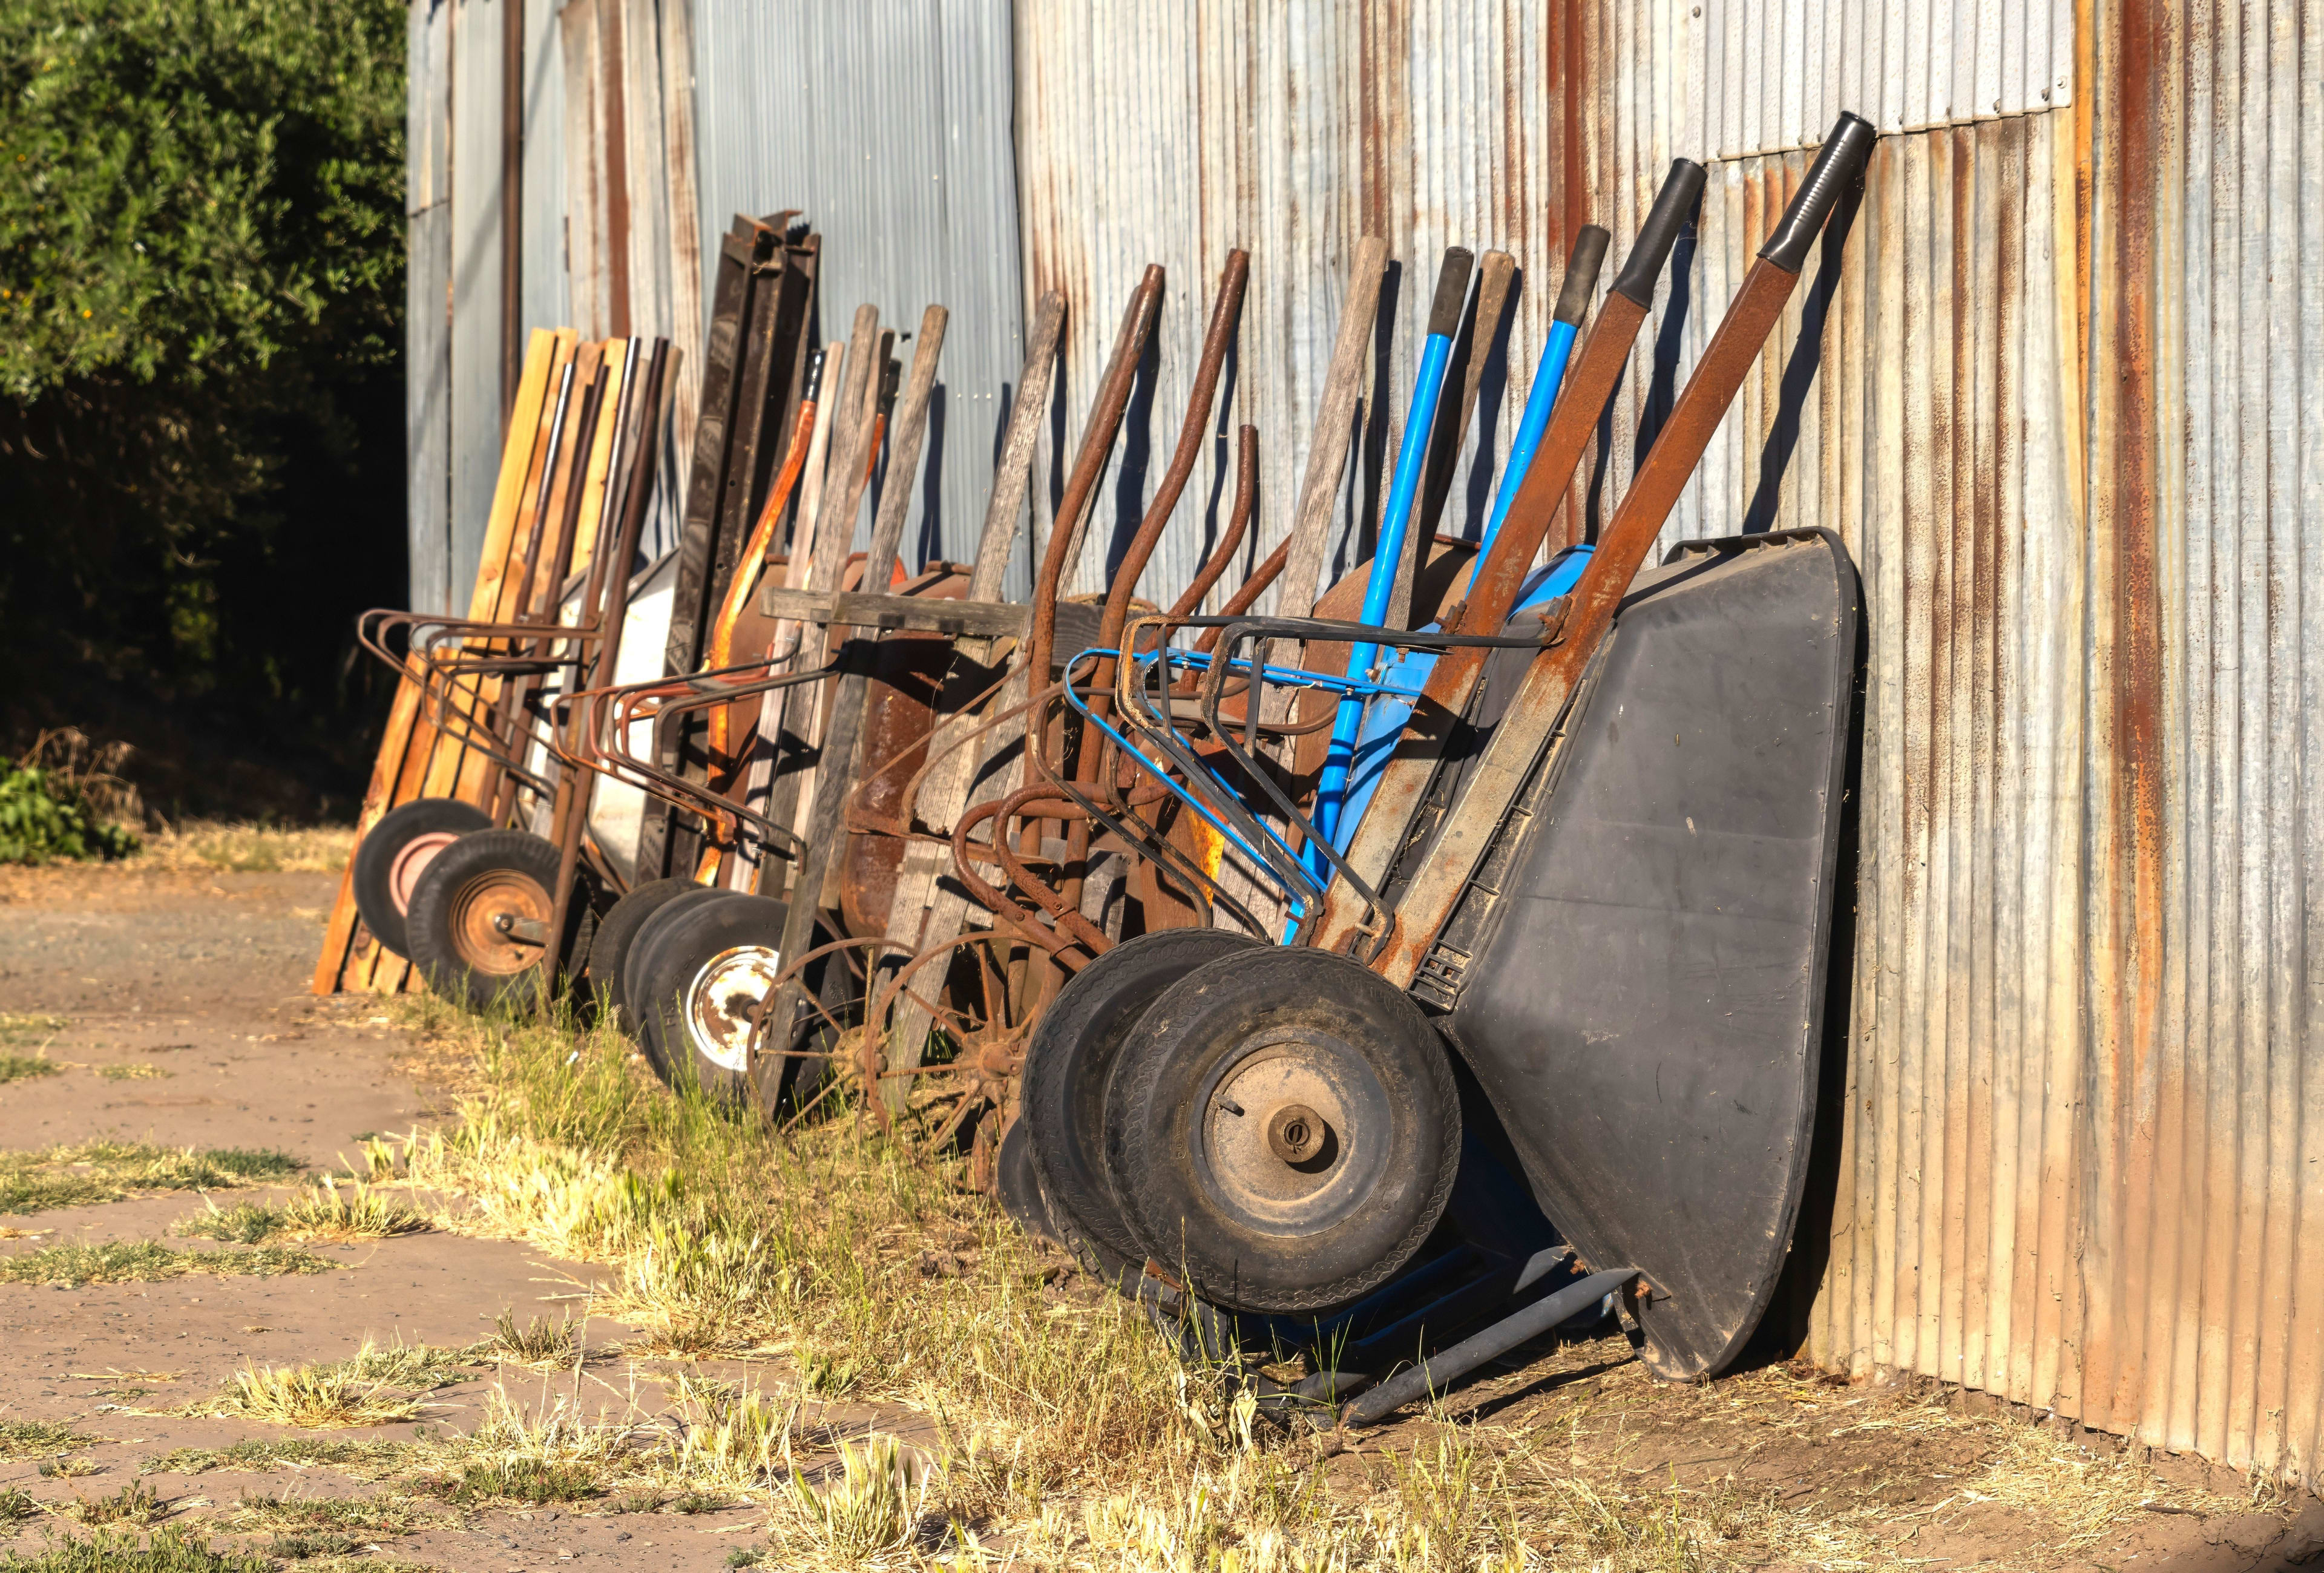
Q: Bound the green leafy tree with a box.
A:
[0,0,405,813]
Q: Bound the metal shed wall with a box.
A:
[1012,0,1594,614]
[1564,0,2324,1489]
[689,0,1025,588]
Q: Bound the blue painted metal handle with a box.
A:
[1480,317,1578,556]
[1310,327,1457,876]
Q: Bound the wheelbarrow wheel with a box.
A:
[405,829,591,1012]
[587,877,700,1033]
[620,884,737,1070]
[352,798,492,959]
[1108,947,1461,1315]
[1019,927,1263,1282]
[626,890,841,1109]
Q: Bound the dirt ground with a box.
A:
[2,862,2321,1571]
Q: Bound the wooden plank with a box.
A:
[873,290,1068,1100]
[313,329,562,994]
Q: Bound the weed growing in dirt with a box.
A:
[783,1433,932,1560]
[432,1456,599,1505]
[0,1014,67,1044]
[142,1439,407,1479]
[0,1488,33,1528]
[0,1240,330,1286]
[0,1422,90,1461]
[94,1063,170,1082]
[0,1141,300,1213]
[0,1017,66,1085]
[482,1309,580,1368]
[176,1180,427,1246]
[182,1341,485,1431]
[0,1056,59,1085]
[66,1481,163,1527]
[0,1527,275,1571]
[227,1491,429,1537]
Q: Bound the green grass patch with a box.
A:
[0,1488,35,1526]
[66,1480,164,1527]
[0,1421,90,1460]
[0,1056,61,1085]
[0,1141,300,1214]
[0,1015,68,1045]
[0,1528,273,1572]
[0,1240,331,1286]
[229,1490,428,1537]
[93,1064,170,1082]
[430,1457,598,1506]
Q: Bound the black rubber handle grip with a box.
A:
[1426,247,1475,340]
[1760,111,1878,271]
[1552,225,1612,325]
[1610,159,1707,307]
[801,346,827,404]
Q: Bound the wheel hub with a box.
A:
[388,831,462,915]
[448,870,553,976]
[1194,1026,1392,1236]
[682,944,783,1073]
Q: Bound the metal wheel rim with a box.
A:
[1190,1025,1393,1236]
[448,869,551,977]
[683,944,784,1074]
[389,831,462,915]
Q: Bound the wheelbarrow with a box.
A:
[1006,113,1876,1419]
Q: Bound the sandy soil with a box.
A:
[1,864,2319,1571]
[0,865,767,1569]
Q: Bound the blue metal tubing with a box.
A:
[1310,327,1460,876]
[1478,317,1580,561]
[1059,643,1405,921]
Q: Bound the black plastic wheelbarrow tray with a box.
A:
[1004,113,1877,1423]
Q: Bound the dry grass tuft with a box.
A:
[67,1480,167,1526]
[183,1341,476,1430]
[0,1419,92,1460]
[482,1308,581,1369]
[176,1178,428,1246]
[133,821,354,875]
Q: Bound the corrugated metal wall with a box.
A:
[1011,0,1590,612]
[1570,0,2324,1490]
[689,0,1025,588]
[410,0,697,612]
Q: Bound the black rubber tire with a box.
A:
[1020,928,1264,1281]
[625,892,842,1110]
[620,885,735,1070]
[352,798,492,959]
[1108,946,1462,1315]
[588,878,700,1033]
[405,829,589,1013]
[995,1115,1066,1249]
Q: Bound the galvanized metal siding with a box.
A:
[1580,0,2324,1489]
[1011,0,1590,613]
[446,0,506,614]
[407,0,454,613]
[689,0,1025,585]
[1699,0,2076,161]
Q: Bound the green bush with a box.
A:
[0,759,139,862]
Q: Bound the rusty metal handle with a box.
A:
[1760,111,1877,272]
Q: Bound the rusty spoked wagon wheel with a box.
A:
[406,829,594,1011]
[351,797,494,959]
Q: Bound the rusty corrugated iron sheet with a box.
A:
[1583,0,2324,1490]
[1011,0,1592,613]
